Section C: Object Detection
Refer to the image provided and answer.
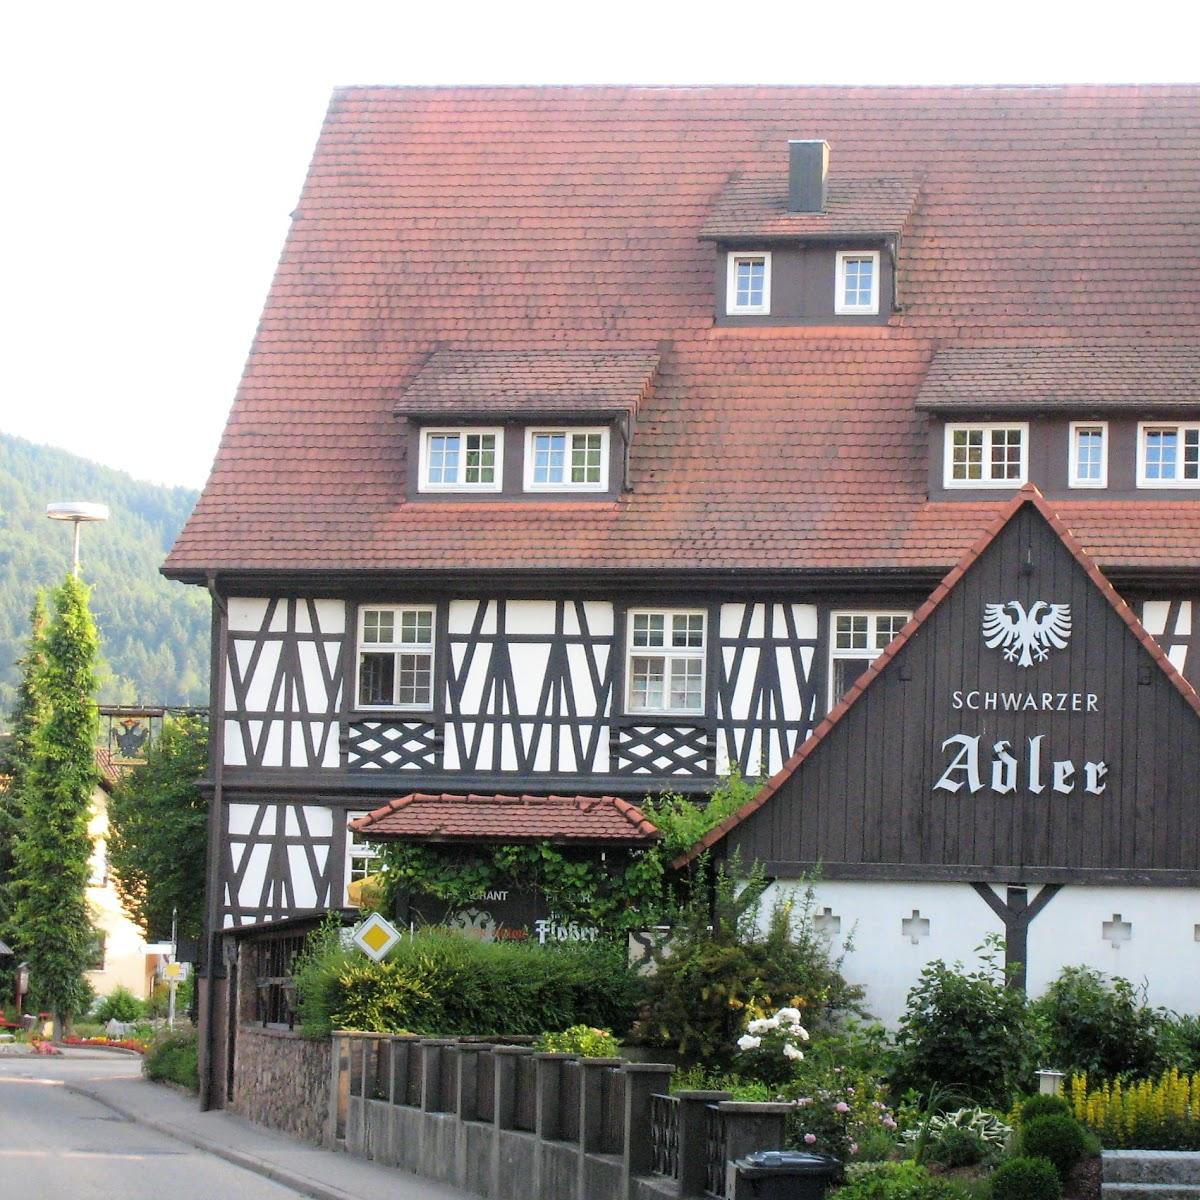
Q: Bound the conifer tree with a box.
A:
[0,595,49,943]
[10,577,100,1034]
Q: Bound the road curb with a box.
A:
[65,1080,359,1200]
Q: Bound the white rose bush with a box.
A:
[734,1005,811,1086]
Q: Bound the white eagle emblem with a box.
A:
[981,600,1072,668]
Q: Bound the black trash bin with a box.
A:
[728,1149,843,1199]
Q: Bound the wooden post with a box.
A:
[534,1051,572,1141]
[326,1032,351,1149]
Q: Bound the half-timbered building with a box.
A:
[164,86,1200,1099]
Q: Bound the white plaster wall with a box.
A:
[1026,885,1200,1014]
[759,879,1200,1027]
[760,879,1006,1027]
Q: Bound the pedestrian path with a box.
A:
[65,1060,473,1200]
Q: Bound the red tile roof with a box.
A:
[164,86,1200,579]
[916,346,1200,413]
[674,484,1200,868]
[349,792,660,843]
[700,175,921,240]
[94,746,124,789]
[395,349,660,418]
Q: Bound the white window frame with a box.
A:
[356,604,437,712]
[523,426,610,492]
[1137,422,1200,489]
[725,251,772,315]
[834,250,881,315]
[828,610,911,710]
[344,812,382,904]
[943,422,1029,489]
[1068,421,1109,489]
[417,427,504,492]
[625,608,707,717]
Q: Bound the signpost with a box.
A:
[351,912,402,962]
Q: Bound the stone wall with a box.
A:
[230,1026,331,1144]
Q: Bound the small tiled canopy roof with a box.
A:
[349,793,660,844]
[394,349,660,419]
[94,746,124,789]
[700,176,921,240]
[915,346,1200,413]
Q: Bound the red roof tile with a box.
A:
[349,792,660,843]
[916,346,1200,413]
[164,86,1200,578]
[94,747,124,789]
[395,349,659,418]
[700,175,921,240]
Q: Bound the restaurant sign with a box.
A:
[935,597,1107,798]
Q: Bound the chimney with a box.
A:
[788,140,829,213]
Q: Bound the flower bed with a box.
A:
[62,1034,148,1054]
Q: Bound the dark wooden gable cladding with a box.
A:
[714,500,1200,884]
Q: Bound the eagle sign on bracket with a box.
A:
[981,601,1072,668]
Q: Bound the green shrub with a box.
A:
[988,1155,1061,1200]
[1019,1094,1071,1123]
[639,863,863,1069]
[94,986,145,1023]
[1157,1013,1200,1074]
[146,977,194,1020]
[1032,966,1162,1079]
[890,939,1034,1109]
[832,1160,967,1199]
[294,918,640,1039]
[143,1028,198,1092]
[928,1127,986,1168]
[535,1025,620,1056]
[1019,1114,1087,1182]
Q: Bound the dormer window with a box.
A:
[1069,422,1108,488]
[944,422,1028,488]
[524,427,609,491]
[835,251,880,315]
[726,252,771,314]
[1137,422,1200,488]
[418,428,503,492]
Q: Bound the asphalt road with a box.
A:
[0,1053,305,1199]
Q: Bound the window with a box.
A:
[418,428,503,491]
[828,611,910,706]
[626,609,706,715]
[1137,423,1200,488]
[524,427,609,491]
[835,251,880,315]
[1069,422,1108,488]
[357,606,435,710]
[86,932,107,973]
[726,251,772,315]
[944,423,1028,488]
[345,814,382,903]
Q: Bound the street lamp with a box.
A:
[45,501,109,576]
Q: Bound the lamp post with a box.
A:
[45,502,110,576]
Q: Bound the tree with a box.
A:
[10,576,100,1033]
[107,714,208,943]
[0,595,49,992]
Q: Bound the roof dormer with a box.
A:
[702,140,920,328]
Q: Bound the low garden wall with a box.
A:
[230,1026,331,1144]
[331,1031,796,1200]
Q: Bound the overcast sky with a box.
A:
[3,0,1199,491]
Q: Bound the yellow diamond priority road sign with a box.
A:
[352,912,402,962]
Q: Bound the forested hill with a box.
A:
[0,433,210,718]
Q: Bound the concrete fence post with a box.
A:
[621,1062,675,1200]
[718,1101,793,1196]
[534,1051,572,1141]
[675,1090,732,1198]
[421,1038,455,1113]
[493,1044,534,1131]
